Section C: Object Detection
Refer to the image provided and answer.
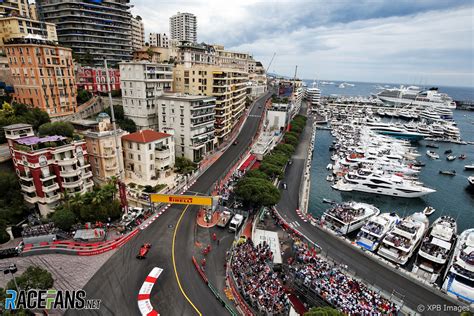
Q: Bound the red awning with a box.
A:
[239,154,257,172]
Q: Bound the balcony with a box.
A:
[40,172,56,181]
[44,194,61,204]
[19,171,33,181]
[82,171,93,179]
[84,180,94,189]
[42,182,60,193]
[57,158,78,166]
[23,194,38,204]
[21,183,36,193]
[104,150,115,158]
[105,164,117,171]
[79,162,91,169]
[60,168,82,177]
[62,179,83,189]
[155,148,170,160]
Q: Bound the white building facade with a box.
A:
[169,12,197,42]
[120,61,173,130]
[159,94,215,162]
[149,32,169,48]
[131,16,145,51]
[122,130,175,182]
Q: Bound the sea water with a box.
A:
[307,82,474,232]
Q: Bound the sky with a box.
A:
[132,0,474,87]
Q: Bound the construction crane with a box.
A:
[265,52,276,74]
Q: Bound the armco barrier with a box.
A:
[226,275,253,316]
[21,229,139,256]
[191,256,208,284]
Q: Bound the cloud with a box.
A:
[132,0,473,86]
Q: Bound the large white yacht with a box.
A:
[374,86,456,109]
[356,213,401,252]
[332,170,436,198]
[305,81,321,108]
[321,202,380,235]
[442,229,474,304]
[377,212,429,265]
[412,216,457,284]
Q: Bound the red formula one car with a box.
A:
[136,243,151,259]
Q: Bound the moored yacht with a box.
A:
[374,86,456,109]
[412,216,457,284]
[377,212,429,265]
[356,213,400,252]
[442,228,474,304]
[332,170,436,198]
[321,202,380,235]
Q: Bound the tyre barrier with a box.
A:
[137,267,163,316]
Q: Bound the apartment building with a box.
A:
[213,44,256,73]
[84,113,126,184]
[5,37,77,118]
[169,12,197,43]
[122,130,175,182]
[158,94,215,162]
[119,61,173,130]
[36,0,133,65]
[131,15,144,51]
[173,64,248,142]
[149,33,169,48]
[177,41,215,68]
[4,123,94,216]
[0,16,57,49]
[76,66,121,93]
[0,0,30,18]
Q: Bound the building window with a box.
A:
[148,144,151,150]
[128,143,132,149]
[138,154,141,161]
[129,153,133,159]
[150,164,153,171]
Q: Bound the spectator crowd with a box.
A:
[231,238,289,315]
[290,242,399,315]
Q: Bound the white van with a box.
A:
[228,214,244,232]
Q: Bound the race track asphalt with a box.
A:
[66,91,271,316]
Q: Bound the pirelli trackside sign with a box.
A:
[150,194,213,206]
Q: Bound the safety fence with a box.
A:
[191,256,238,316]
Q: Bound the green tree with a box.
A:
[245,169,269,180]
[0,171,28,225]
[77,89,92,105]
[304,307,344,316]
[38,121,74,138]
[175,157,197,174]
[284,133,298,147]
[51,208,76,231]
[235,177,280,207]
[118,118,137,133]
[259,162,283,179]
[104,105,125,120]
[273,143,295,157]
[7,266,54,291]
[262,153,288,167]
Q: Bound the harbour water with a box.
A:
[307,83,474,233]
[303,80,474,102]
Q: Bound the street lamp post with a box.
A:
[103,58,123,181]
[1,264,19,291]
